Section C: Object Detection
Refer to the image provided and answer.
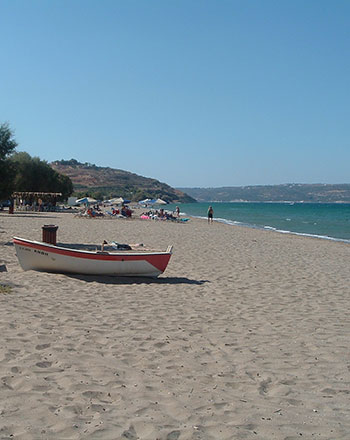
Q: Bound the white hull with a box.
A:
[13,237,172,277]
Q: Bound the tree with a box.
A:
[0,122,17,159]
[0,123,18,200]
[10,152,73,199]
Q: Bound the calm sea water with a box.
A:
[167,202,350,243]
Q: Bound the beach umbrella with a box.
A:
[76,197,97,205]
[109,197,125,204]
[146,198,167,206]
[109,197,131,205]
[138,198,152,205]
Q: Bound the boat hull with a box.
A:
[13,237,172,277]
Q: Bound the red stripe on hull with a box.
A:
[13,238,171,273]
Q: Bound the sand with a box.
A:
[0,210,350,439]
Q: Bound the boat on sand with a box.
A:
[13,237,173,278]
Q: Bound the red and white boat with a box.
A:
[13,237,173,278]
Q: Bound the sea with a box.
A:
[167,202,350,243]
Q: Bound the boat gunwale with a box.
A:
[13,237,172,260]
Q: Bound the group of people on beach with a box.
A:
[110,206,133,218]
[141,207,179,221]
[76,202,215,224]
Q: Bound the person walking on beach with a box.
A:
[207,206,214,224]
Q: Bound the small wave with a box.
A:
[262,226,350,243]
[215,217,243,226]
[193,215,208,221]
[285,231,350,243]
[190,215,350,243]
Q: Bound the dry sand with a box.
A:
[0,210,350,439]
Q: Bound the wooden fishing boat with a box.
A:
[13,237,173,277]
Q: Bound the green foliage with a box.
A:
[0,123,17,200]
[57,173,74,199]
[10,152,73,199]
[0,159,16,200]
[56,159,80,167]
[54,159,97,169]
[72,186,195,202]
[0,123,73,201]
[0,122,17,159]
[0,284,12,294]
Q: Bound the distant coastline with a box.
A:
[178,184,350,203]
[205,200,350,204]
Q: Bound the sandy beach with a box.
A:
[0,210,350,439]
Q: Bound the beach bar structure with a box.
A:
[11,192,62,213]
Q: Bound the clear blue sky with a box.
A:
[1,0,349,187]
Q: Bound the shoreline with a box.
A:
[191,214,350,245]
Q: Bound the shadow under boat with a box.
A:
[64,274,210,285]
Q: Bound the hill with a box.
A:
[178,184,350,203]
[51,159,195,203]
